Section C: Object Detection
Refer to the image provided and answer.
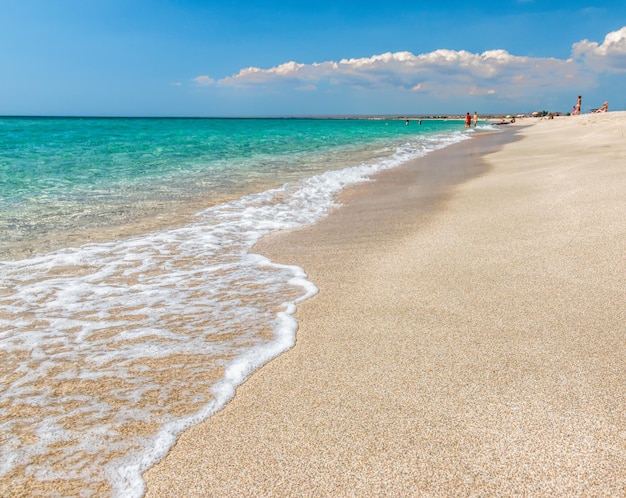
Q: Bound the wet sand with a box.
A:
[144,112,626,496]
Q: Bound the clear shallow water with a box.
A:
[0,117,468,257]
[0,117,479,496]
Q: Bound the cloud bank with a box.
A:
[194,26,626,99]
[572,26,626,73]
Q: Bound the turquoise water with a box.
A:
[0,117,478,496]
[0,117,465,257]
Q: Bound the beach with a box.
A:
[144,112,626,496]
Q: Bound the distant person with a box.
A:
[473,112,478,127]
[572,95,582,115]
[595,101,608,113]
[406,119,409,126]
[465,112,471,128]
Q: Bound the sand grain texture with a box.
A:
[145,113,626,496]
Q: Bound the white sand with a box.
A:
[145,112,626,496]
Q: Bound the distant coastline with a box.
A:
[0,113,547,120]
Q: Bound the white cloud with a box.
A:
[193,28,626,98]
[193,75,215,85]
[572,26,626,73]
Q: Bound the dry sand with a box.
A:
[144,112,626,496]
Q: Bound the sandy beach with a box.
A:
[144,112,626,496]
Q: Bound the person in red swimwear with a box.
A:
[465,112,471,128]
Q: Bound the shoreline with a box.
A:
[145,113,625,495]
[0,117,467,261]
[2,119,482,497]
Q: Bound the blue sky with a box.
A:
[1,0,625,116]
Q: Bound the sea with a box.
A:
[0,116,487,496]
